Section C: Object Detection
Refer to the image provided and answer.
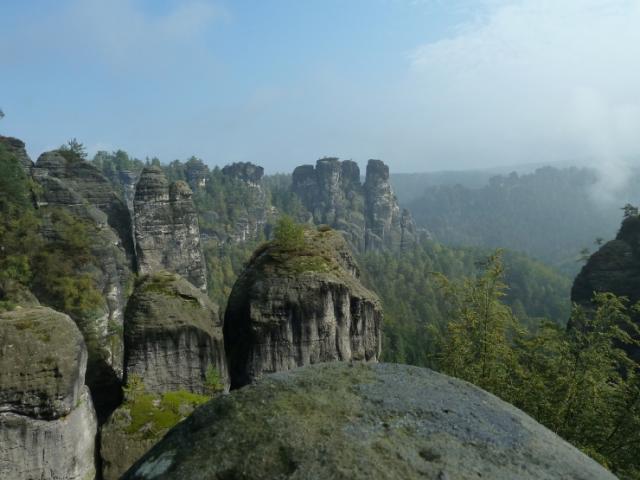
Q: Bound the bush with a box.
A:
[273,216,305,250]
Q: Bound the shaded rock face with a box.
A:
[124,271,229,394]
[32,151,135,418]
[0,135,33,172]
[364,159,417,251]
[572,215,640,362]
[123,362,615,480]
[291,158,415,252]
[222,161,264,185]
[0,307,97,480]
[217,162,270,244]
[185,158,209,191]
[134,166,207,290]
[224,228,382,388]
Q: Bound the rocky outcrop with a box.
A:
[292,158,366,251]
[291,158,415,252]
[0,135,33,173]
[185,157,209,191]
[32,150,135,419]
[123,271,228,394]
[101,271,227,479]
[571,214,640,362]
[134,166,207,290]
[122,362,615,480]
[221,162,271,243]
[224,227,382,388]
[0,307,97,480]
[364,159,417,251]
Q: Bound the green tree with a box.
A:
[273,215,305,250]
[437,251,522,396]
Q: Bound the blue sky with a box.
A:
[2,0,640,175]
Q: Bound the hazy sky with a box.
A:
[2,0,640,173]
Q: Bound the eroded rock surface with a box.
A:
[291,158,415,252]
[224,227,382,388]
[32,150,135,418]
[124,271,228,394]
[134,166,207,290]
[0,307,97,480]
[123,362,616,480]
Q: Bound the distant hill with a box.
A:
[404,165,640,274]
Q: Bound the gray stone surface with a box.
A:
[291,158,415,252]
[0,307,97,480]
[124,271,228,394]
[0,307,87,419]
[123,362,616,480]
[134,166,207,290]
[0,135,33,172]
[0,388,97,480]
[224,228,382,388]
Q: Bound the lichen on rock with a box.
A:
[122,362,616,480]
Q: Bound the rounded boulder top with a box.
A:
[122,362,616,480]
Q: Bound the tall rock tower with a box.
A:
[133,166,207,290]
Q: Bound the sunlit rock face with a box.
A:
[122,362,616,480]
[133,166,207,291]
[291,158,416,252]
[0,307,97,480]
[223,228,382,388]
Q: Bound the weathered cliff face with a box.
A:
[32,150,135,418]
[571,214,640,362]
[0,307,97,480]
[292,158,366,251]
[224,228,382,388]
[134,166,207,290]
[185,158,209,191]
[123,271,228,394]
[291,158,415,252]
[101,271,227,479]
[364,159,417,251]
[122,362,615,480]
[221,161,271,243]
[0,135,33,173]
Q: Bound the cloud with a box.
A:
[405,0,640,187]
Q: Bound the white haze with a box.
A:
[404,0,640,203]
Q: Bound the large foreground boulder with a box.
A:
[224,227,382,388]
[0,307,97,480]
[123,362,615,480]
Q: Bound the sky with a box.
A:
[2,0,640,174]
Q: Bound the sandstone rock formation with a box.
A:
[123,271,228,394]
[224,227,382,388]
[32,150,136,418]
[572,213,640,362]
[220,161,271,243]
[134,166,207,290]
[122,362,616,480]
[101,271,227,479]
[364,159,417,251]
[291,158,415,252]
[0,307,97,480]
[0,135,33,173]
[185,157,209,191]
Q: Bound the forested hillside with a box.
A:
[407,166,640,274]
